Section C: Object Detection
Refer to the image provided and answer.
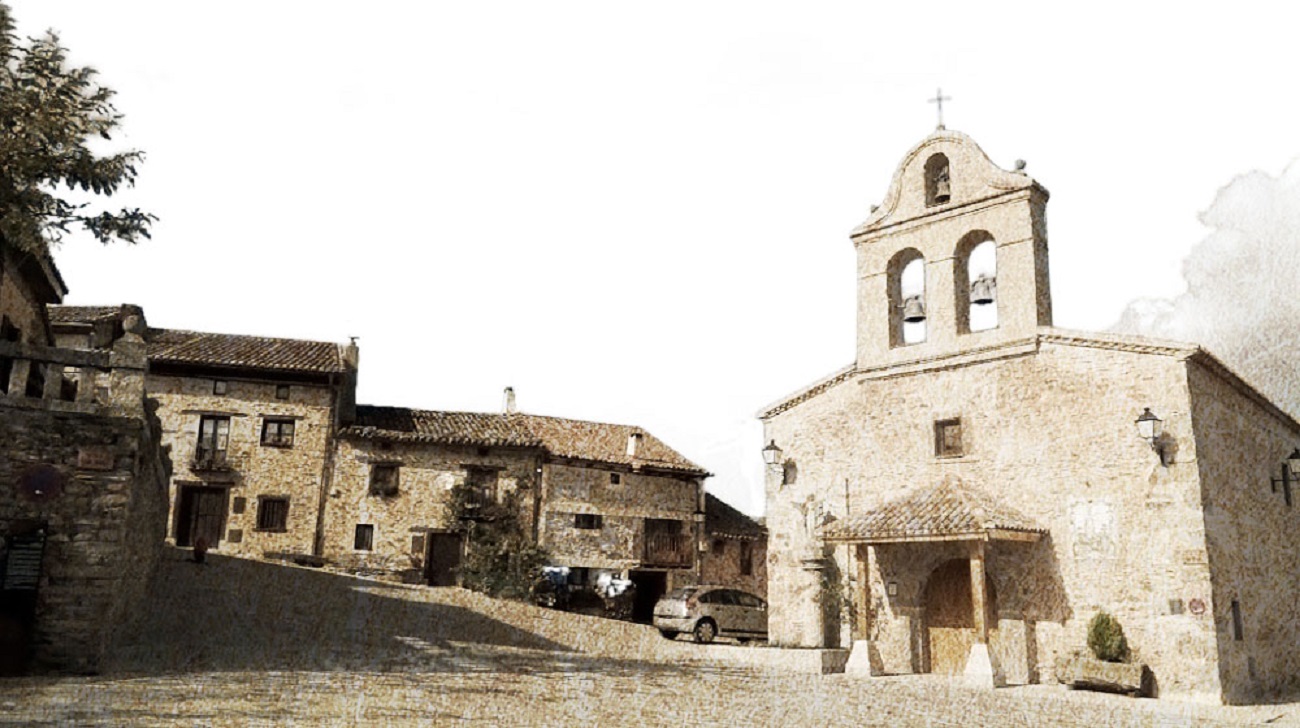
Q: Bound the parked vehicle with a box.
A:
[652,585,767,644]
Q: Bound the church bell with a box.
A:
[970,274,997,306]
[934,170,951,204]
[901,294,927,323]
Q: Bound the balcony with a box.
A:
[190,450,237,473]
[643,532,691,568]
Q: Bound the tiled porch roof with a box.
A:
[821,478,1045,544]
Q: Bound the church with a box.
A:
[758,127,1300,704]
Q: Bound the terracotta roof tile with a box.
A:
[148,329,348,375]
[344,406,543,448]
[342,407,708,475]
[822,478,1044,543]
[47,305,124,324]
[705,492,765,540]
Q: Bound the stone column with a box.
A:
[845,542,880,676]
[964,538,1005,687]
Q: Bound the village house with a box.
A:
[327,390,711,619]
[759,128,1300,704]
[700,492,767,599]
[49,307,359,561]
[1,255,167,675]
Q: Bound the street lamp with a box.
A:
[1270,448,1300,508]
[762,440,783,466]
[1135,408,1168,466]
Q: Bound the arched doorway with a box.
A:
[923,558,997,675]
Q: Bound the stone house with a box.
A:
[759,128,1300,704]
[700,492,767,598]
[49,308,359,562]
[1,258,168,674]
[327,398,710,618]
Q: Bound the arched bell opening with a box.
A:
[924,153,951,207]
[953,231,998,335]
[887,248,927,348]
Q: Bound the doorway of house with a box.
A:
[628,570,668,624]
[923,557,997,675]
[424,532,462,587]
[175,486,227,548]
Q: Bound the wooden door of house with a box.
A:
[924,559,974,675]
[425,533,461,587]
[176,486,227,548]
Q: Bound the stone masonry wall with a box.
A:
[322,437,540,579]
[0,404,168,673]
[148,373,336,558]
[764,339,1222,701]
[1185,359,1300,703]
[540,462,700,587]
[0,251,52,344]
[700,536,767,597]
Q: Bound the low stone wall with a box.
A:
[0,344,169,673]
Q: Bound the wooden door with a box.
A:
[924,559,974,675]
[425,533,462,586]
[176,487,226,547]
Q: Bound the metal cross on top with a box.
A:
[928,88,951,130]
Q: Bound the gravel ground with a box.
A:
[1,550,1297,726]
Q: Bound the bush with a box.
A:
[448,482,548,600]
[1087,611,1129,663]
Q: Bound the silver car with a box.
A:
[652,586,767,644]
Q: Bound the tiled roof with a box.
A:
[148,329,348,375]
[342,407,708,475]
[513,413,708,475]
[343,406,544,448]
[821,478,1044,543]
[705,493,765,540]
[47,305,124,324]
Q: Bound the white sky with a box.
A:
[12,1,1300,516]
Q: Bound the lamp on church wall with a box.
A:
[1135,408,1168,466]
[762,440,783,467]
[1269,449,1300,507]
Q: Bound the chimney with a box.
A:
[503,386,517,415]
[626,432,643,458]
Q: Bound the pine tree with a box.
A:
[0,2,154,256]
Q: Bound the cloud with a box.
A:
[1112,161,1300,416]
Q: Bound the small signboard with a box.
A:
[77,447,116,471]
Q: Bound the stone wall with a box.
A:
[763,337,1223,700]
[539,462,701,587]
[0,340,167,673]
[1186,357,1300,703]
[0,249,54,345]
[147,372,337,558]
[700,536,766,597]
[322,437,540,579]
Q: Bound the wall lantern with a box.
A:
[1269,448,1300,507]
[1135,408,1168,466]
[762,440,783,466]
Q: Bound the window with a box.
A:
[610,473,621,485]
[411,535,425,555]
[711,539,726,555]
[255,497,289,532]
[354,524,374,551]
[227,529,243,544]
[369,464,400,497]
[275,384,290,400]
[935,418,963,458]
[195,415,231,466]
[213,380,228,395]
[464,467,499,506]
[232,496,247,514]
[261,418,295,448]
[740,541,754,576]
[574,513,603,530]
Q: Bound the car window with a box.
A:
[735,592,762,608]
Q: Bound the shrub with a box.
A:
[448,482,548,600]
[1087,611,1129,663]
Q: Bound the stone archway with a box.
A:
[923,558,997,675]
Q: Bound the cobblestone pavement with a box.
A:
[2,550,1297,726]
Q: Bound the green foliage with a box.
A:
[448,481,548,600]
[0,3,155,256]
[1087,611,1129,663]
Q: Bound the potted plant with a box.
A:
[1055,611,1153,697]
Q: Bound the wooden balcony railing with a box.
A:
[643,532,691,567]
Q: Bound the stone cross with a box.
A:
[928,88,951,129]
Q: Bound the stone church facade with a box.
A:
[759,129,1300,704]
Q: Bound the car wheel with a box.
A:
[658,629,677,640]
[693,619,717,644]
